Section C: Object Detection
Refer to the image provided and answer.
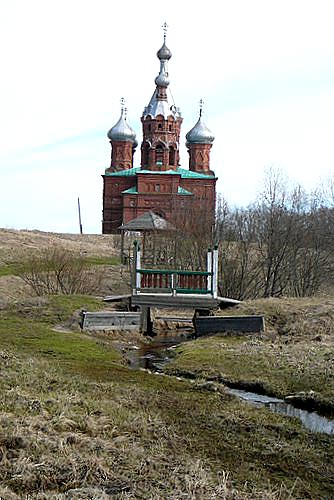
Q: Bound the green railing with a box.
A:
[132,241,218,298]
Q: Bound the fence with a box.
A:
[132,241,218,298]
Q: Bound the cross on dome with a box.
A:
[162,22,168,41]
[199,99,204,117]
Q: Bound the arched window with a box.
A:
[142,144,149,167]
[169,147,175,166]
[155,145,164,165]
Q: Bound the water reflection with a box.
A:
[228,388,334,435]
[269,402,334,435]
[127,338,334,435]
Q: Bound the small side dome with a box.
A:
[186,116,215,144]
[107,109,136,143]
[157,42,172,61]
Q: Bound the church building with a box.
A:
[102,27,217,234]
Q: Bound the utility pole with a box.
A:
[77,197,83,234]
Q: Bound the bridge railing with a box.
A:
[132,241,218,298]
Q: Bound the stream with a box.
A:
[126,332,334,435]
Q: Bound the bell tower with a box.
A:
[140,23,183,171]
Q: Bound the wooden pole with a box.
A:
[77,197,83,234]
[120,230,125,264]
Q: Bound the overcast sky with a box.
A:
[1,0,333,233]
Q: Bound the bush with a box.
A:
[18,247,103,296]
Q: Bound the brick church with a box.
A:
[102,27,217,234]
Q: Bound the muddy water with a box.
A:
[126,333,191,371]
[126,333,334,435]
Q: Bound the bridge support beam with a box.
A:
[140,306,153,336]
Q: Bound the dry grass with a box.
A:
[0,349,266,499]
[166,297,334,413]
[0,229,118,265]
[1,295,331,498]
[0,230,333,498]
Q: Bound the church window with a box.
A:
[142,144,149,167]
[155,145,164,165]
[155,184,160,192]
[169,124,172,131]
[169,147,175,165]
[158,123,162,130]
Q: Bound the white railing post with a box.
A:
[212,244,218,299]
[133,241,141,295]
[207,248,212,293]
[171,273,177,296]
[136,243,141,293]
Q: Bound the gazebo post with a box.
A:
[120,229,125,265]
[133,240,141,295]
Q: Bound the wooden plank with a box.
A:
[193,315,264,336]
[131,293,220,309]
[103,294,131,303]
[155,316,193,323]
[82,311,140,331]
[131,293,240,309]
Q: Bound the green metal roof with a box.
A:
[105,167,140,177]
[178,186,193,195]
[175,167,215,179]
[139,169,181,175]
[105,166,215,179]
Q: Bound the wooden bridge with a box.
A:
[95,243,265,336]
[130,241,239,333]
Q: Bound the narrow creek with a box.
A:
[126,332,334,435]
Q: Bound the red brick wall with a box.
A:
[187,143,213,173]
[106,140,134,172]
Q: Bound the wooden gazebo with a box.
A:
[119,211,175,265]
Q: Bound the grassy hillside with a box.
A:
[0,294,333,498]
[0,230,333,498]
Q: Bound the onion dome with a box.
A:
[157,41,172,61]
[107,106,136,143]
[186,107,215,144]
[154,70,170,87]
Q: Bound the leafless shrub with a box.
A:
[17,247,103,296]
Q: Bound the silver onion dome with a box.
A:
[155,71,170,87]
[157,41,172,61]
[107,108,137,143]
[186,116,215,144]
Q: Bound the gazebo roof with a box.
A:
[119,211,175,232]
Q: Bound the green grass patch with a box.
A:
[83,255,121,266]
[6,294,103,324]
[0,262,21,276]
[1,296,334,498]
[0,256,120,278]
[166,335,334,410]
